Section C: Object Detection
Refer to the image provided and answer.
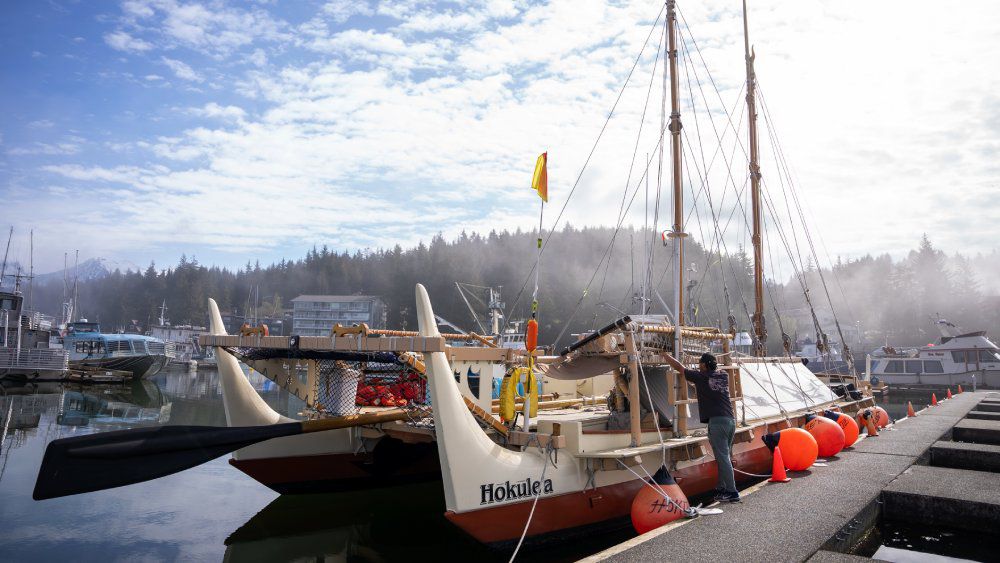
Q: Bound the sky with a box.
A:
[1,0,998,278]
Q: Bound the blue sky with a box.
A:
[2,0,999,278]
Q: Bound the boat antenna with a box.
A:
[72,250,79,322]
[743,0,766,357]
[0,226,12,288]
[28,229,33,311]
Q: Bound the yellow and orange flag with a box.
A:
[531,152,548,202]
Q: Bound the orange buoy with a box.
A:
[804,414,846,457]
[525,319,538,352]
[762,428,818,471]
[631,466,690,534]
[872,406,891,429]
[823,410,860,447]
[931,393,938,406]
[946,388,953,400]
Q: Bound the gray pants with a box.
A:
[708,416,737,493]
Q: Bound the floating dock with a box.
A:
[585,391,1000,562]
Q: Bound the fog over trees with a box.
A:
[26,229,1000,355]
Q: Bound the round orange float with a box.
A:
[762,428,818,471]
[631,466,690,534]
[823,410,860,447]
[872,406,891,428]
[804,414,846,457]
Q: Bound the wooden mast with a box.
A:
[665,0,684,336]
[743,0,766,357]
[665,0,690,434]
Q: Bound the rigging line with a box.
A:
[756,87,858,331]
[676,5,757,171]
[756,88,854,369]
[674,30,747,226]
[679,143,721,326]
[595,21,668,326]
[504,3,667,327]
[677,33,725,317]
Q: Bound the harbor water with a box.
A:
[0,370,986,562]
[0,368,631,562]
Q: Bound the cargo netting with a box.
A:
[309,355,428,417]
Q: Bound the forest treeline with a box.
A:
[29,227,1000,354]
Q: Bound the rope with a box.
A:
[616,459,696,517]
[505,3,667,328]
[508,443,553,563]
[734,467,771,478]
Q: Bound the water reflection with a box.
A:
[0,367,628,562]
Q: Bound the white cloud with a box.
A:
[104,30,154,52]
[11,0,1000,274]
[8,142,80,156]
[189,102,246,120]
[161,56,202,82]
[321,0,373,24]
[145,74,164,80]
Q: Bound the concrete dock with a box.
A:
[584,391,1000,562]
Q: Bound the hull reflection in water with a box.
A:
[223,482,482,563]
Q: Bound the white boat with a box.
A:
[869,319,1000,387]
[414,283,863,547]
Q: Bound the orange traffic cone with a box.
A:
[931,393,938,406]
[907,401,916,417]
[958,384,964,394]
[946,389,953,399]
[769,446,792,483]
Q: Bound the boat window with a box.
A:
[923,360,944,373]
[951,351,966,363]
[980,350,1000,363]
[904,360,922,374]
[884,360,904,373]
[75,341,105,354]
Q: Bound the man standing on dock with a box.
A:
[663,352,739,502]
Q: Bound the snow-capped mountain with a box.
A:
[32,258,141,286]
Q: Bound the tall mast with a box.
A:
[743,0,766,356]
[664,0,686,354]
[1,226,12,287]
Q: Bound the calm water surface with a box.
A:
[0,369,629,562]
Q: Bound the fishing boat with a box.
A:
[0,287,68,381]
[62,321,173,379]
[869,319,1000,388]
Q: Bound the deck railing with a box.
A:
[0,348,69,371]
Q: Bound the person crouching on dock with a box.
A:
[663,351,739,503]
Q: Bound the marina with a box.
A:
[2,0,1000,561]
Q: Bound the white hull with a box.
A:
[208,298,360,462]
[876,370,1000,388]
